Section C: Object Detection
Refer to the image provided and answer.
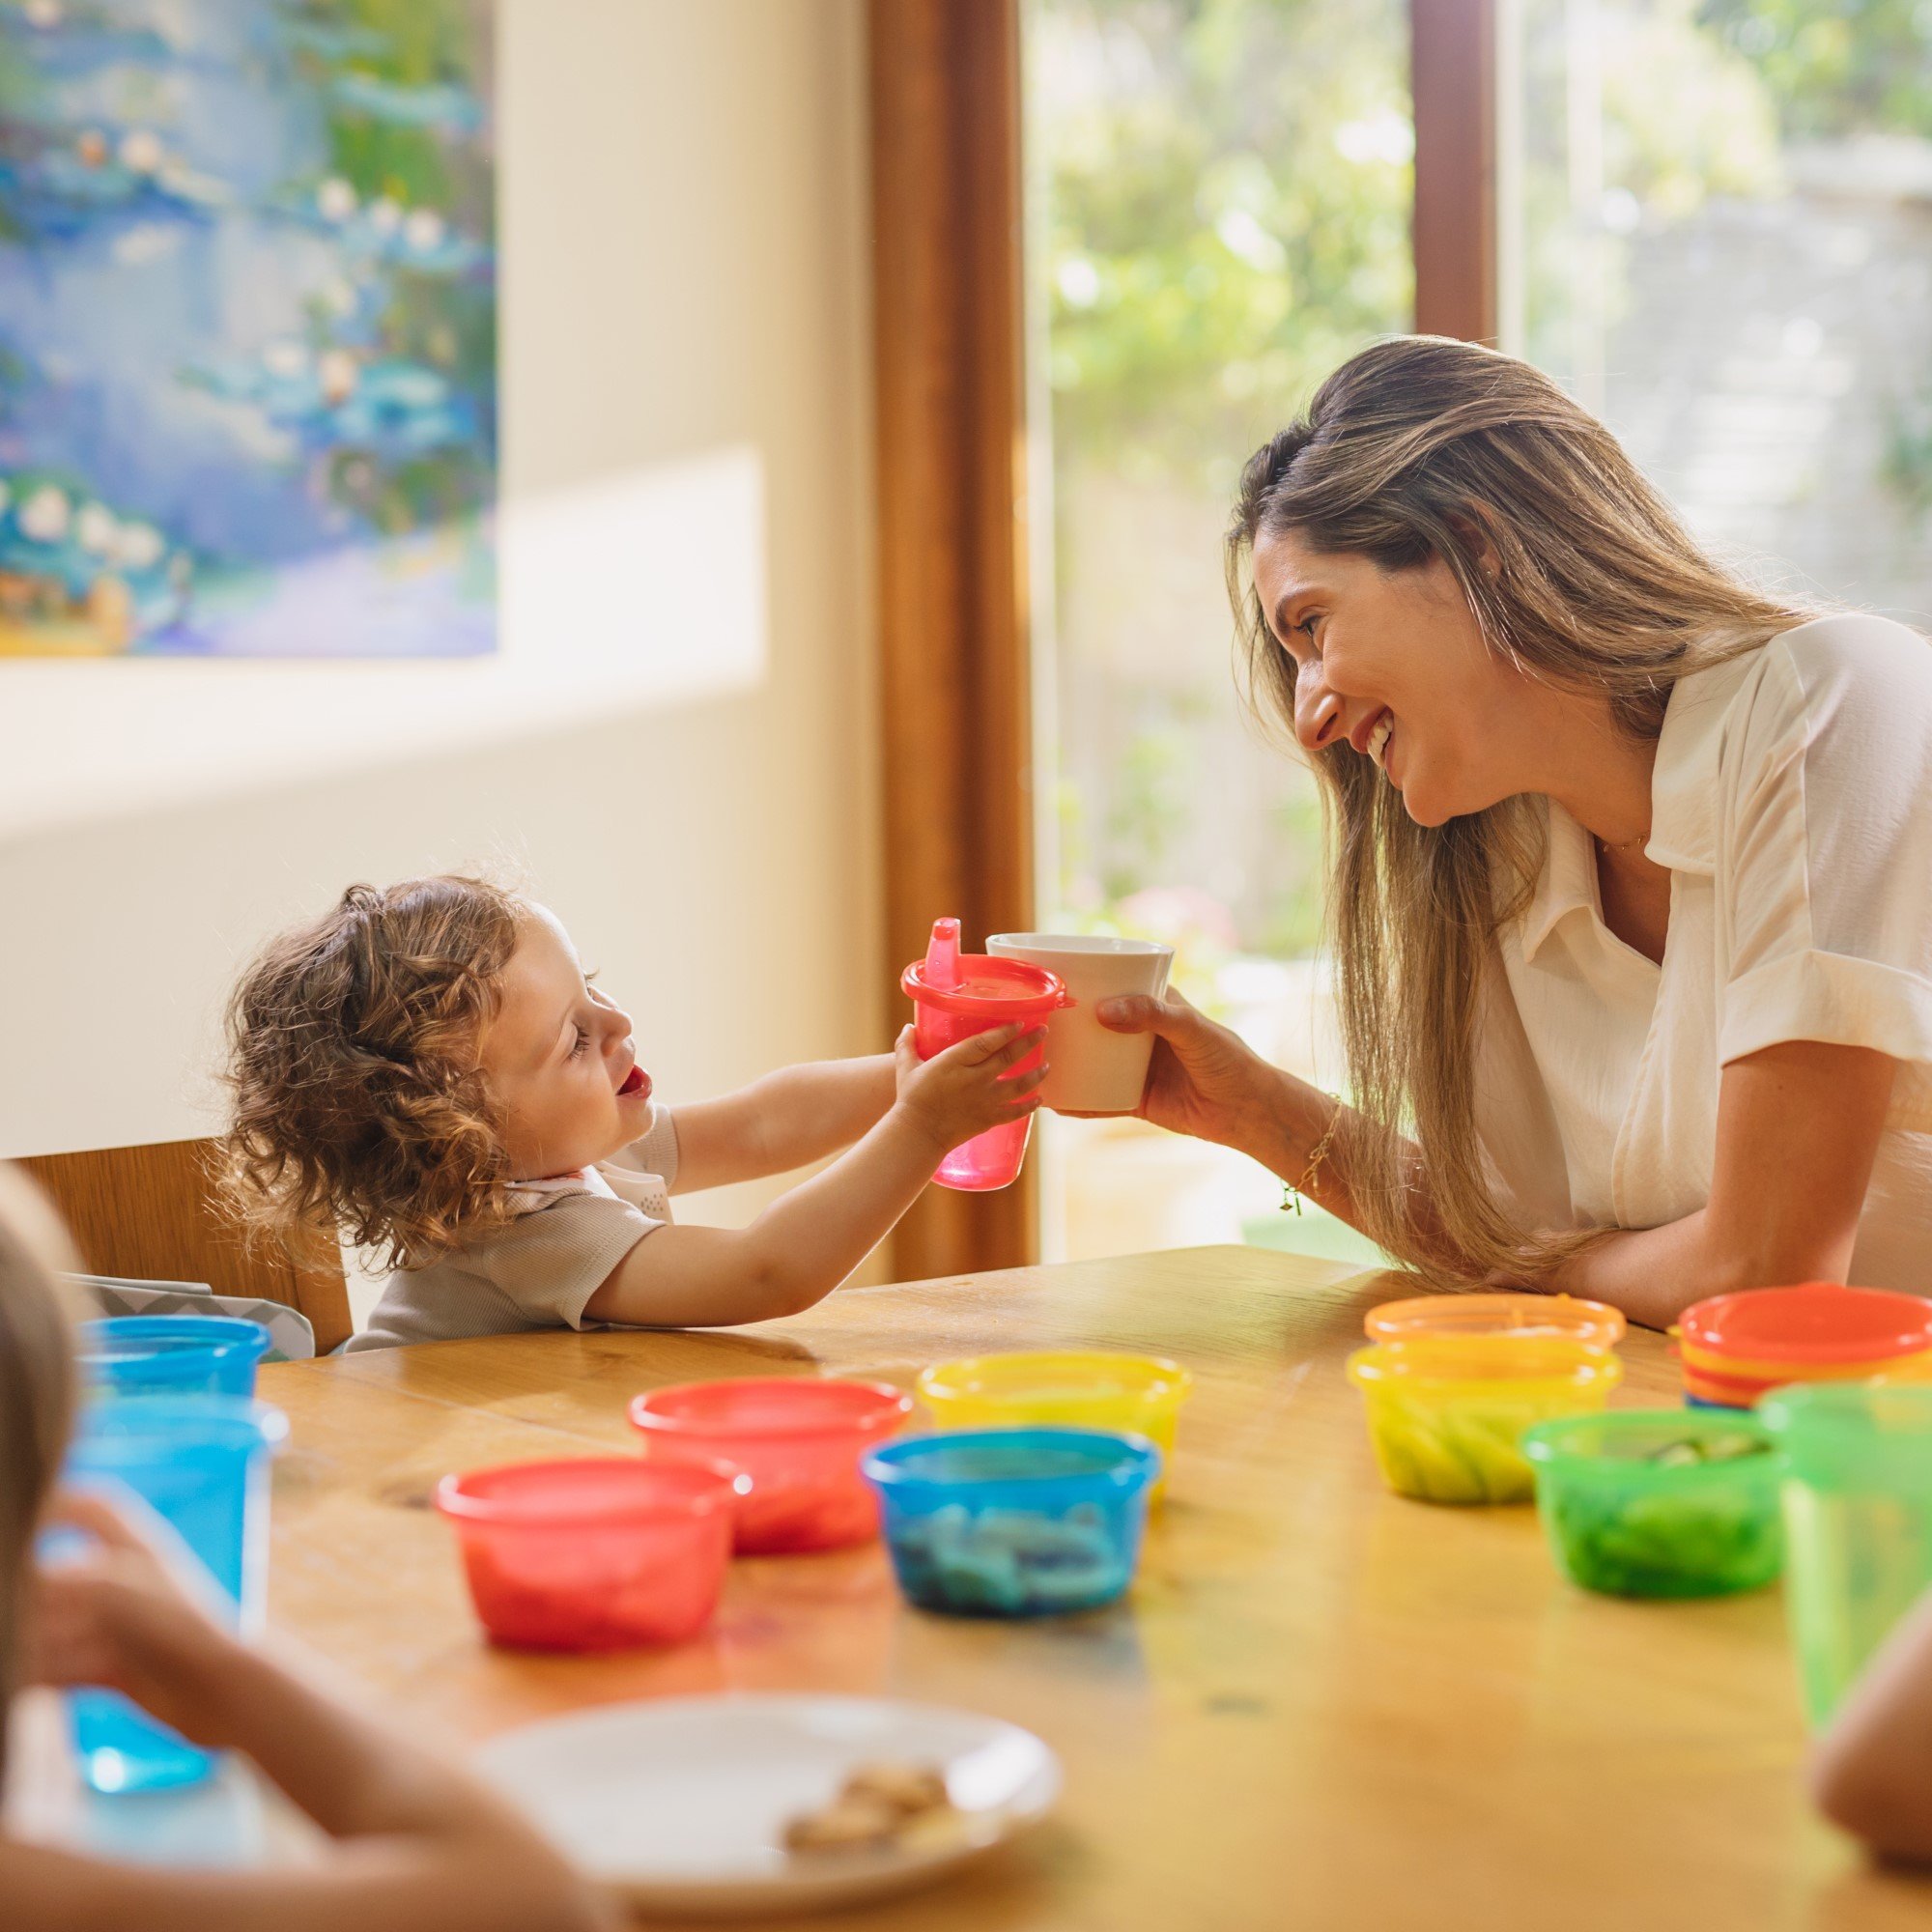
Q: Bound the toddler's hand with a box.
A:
[893,1022,1047,1153]
[25,1487,242,1747]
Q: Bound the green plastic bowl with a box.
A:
[1522,1408,1784,1600]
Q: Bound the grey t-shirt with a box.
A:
[345,1106,680,1351]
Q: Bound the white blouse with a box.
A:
[1478,614,1932,1292]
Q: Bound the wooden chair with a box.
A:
[16,1139,353,1354]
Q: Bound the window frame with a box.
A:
[868,0,1495,1275]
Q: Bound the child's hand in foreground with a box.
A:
[893,1022,1047,1153]
[25,1487,242,1747]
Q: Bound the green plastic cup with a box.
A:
[1522,1408,1784,1600]
[1760,1383,1932,1726]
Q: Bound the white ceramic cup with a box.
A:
[984,934,1174,1115]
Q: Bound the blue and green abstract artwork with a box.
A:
[0,0,495,656]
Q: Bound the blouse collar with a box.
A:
[1518,651,1757,963]
[1520,799,1598,964]
[1644,654,1750,878]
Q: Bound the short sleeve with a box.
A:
[472,1188,661,1328]
[1718,623,1932,1125]
[623,1101,680,1189]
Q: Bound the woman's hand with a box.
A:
[1092,989,1277,1150]
[24,1487,242,1747]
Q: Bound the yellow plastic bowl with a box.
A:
[916,1350,1193,1496]
[1347,1340,1624,1506]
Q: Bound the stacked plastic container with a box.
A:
[70,1316,284,1793]
[1676,1283,1932,1408]
[1347,1294,1626,1505]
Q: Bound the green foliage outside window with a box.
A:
[1035,0,1932,965]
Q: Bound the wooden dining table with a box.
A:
[259,1243,1932,1930]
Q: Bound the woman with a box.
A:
[1099,336,1932,1327]
[0,1164,610,1932]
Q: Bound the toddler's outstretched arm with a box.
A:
[585,1023,1045,1327]
[668,1055,897,1193]
[4,1492,611,1932]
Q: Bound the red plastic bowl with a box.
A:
[627,1378,915,1554]
[435,1458,738,1651]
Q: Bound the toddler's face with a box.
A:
[476,905,653,1179]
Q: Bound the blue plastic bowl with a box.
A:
[79,1316,271,1399]
[861,1425,1159,1617]
[63,1394,287,1792]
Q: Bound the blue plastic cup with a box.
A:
[61,1395,287,1794]
[79,1317,271,1399]
[861,1426,1159,1617]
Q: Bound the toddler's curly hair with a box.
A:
[221,875,526,1273]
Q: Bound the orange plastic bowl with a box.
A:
[1365,1293,1625,1354]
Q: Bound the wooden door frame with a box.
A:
[1413,0,1498,341]
[867,0,1496,1278]
[868,0,1036,1281]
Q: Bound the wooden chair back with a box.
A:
[16,1139,353,1354]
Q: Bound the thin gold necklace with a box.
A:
[1595,828,1651,854]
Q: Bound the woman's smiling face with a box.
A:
[1251,526,1534,828]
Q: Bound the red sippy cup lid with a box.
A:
[901,918,1068,1018]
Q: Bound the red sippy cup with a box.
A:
[901,918,1069,1191]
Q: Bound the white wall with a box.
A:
[0,2,880,1253]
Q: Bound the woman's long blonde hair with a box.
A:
[0,1166,78,1783]
[1228,336,1811,1284]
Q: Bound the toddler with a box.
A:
[221,876,1043,1350]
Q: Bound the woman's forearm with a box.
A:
[1539,1041,1889,1321]
[1545,1201,1864,1328]
[1536,1213,1714,1326]
[1236,1067,1435,1252]
[1235,1067,1350,1202]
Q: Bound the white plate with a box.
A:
[473,1692,1061,1918]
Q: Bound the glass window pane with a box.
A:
[1023,0,1409,1264]
[1508,0,1932,623]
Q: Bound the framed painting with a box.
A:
[0,0,495,657]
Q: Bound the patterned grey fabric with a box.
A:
[65,1274,317,1362]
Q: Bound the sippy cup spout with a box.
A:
[924,918,962,992]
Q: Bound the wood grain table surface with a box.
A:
[257,1244,1932,1932]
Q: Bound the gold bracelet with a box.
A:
[1281,1097,1344,1217]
